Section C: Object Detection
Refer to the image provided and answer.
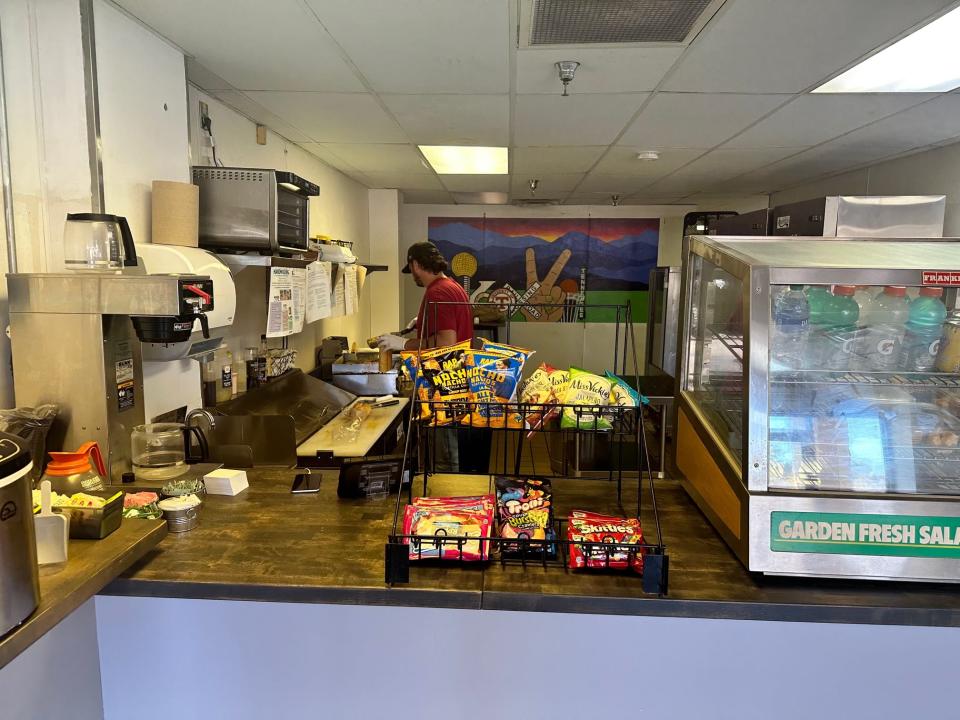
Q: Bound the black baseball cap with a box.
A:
[402,241,446,273]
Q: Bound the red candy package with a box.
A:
[566,509,644,574]
[402,495,495,561]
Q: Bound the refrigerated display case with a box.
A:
[675,234,960,582]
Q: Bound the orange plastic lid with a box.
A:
[45,454,94,476]
[45,441,105,477]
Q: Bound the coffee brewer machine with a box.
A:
[8,271,217,482]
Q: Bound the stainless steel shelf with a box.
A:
[771,370,960,388]
[216,253,315,272]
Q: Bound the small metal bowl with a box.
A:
[159,500,202,533]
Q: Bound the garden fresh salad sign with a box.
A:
[771,512,960,558]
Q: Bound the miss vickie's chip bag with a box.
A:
[560,367,613,430]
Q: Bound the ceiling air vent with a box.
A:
[513,198,561,206]
[525,0,719,46]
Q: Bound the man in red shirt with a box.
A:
[378,242,488,472]
[378,242,473,351]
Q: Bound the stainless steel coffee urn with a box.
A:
[0,431,39,635]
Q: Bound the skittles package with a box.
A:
[495,477,555,556]
[560,367,613,430]
[566,509,644,574]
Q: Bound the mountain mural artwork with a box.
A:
[427,217,660,323]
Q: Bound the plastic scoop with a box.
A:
[35,480,68,565]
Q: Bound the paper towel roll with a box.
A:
[151,180,199,247]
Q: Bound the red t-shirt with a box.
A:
[416,276,473,344]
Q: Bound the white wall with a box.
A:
[770,141,960,234]
[368,189,402,336]
[1,599,103,720]
[188,87,372,392]
[96,594,960,720]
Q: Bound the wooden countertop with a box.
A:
[102,470,960,626]
[0,518,166,670]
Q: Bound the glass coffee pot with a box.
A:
[63,212,137,271]
[131,423,209,481]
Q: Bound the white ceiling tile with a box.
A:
[830,95,960,150]
[186,59,232,92]
[297,142,362,173]
[619,93,788,149]
[244,92,406,143]
[402,189,456,204]
[316,143,426,173]
[115,0,365,91]
[307,0,510,93]
[677,147,807,178]
[510,174,584,196]
[576,174,657,194]
[380,94,508,145]
[439,175,510,193]
[514,93,648,146]
[511,146,606,174]
[642,175,715,196]
[210,91,313,142]
[725,94,935,149]
[593,147,707,175]
[664,0,957,93]
[619,196,689,205]
[516,46,684,94]
[361,172,444,191]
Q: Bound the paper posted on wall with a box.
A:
[330,263,346,318]
[266,266,306,338]
[344,264,359,315]
[306,261,332,324]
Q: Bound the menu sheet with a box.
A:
[344,264,359,315]
[330,263,346,318]
[266,266,305,338]
[306,260,332,324]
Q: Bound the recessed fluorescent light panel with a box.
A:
[814,7,960,93]
[419,146,508,174]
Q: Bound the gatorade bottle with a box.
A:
[823,285,860,371]
[853,286,878,324]
[771,285,809,372]
[858,286,910,371]
[804,286,834,369]
[900,287,947,372]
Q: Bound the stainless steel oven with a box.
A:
[192,167,319,255]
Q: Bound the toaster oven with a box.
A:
[192,166,319,255]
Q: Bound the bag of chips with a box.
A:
[464,351,525,428]
[495,477,555,556]
[605,372,641,408]
[402,495,495,561]
[416,341,472,425]
[480,340,535,367]
[400,351,434,421]
[560,367,613,430]
[567,509,644,573]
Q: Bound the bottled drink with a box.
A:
[232,352,247,396]
[857,286,910,371]
[822,285,860,371]
[804,286,833,369]
[771,285,809,372]
[901,287,947,372]
[853,286,878,324]
[245,347,260,390]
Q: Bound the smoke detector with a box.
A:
[636,150,660,161]
[556,61,580,96]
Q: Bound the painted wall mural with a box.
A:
[427,217,660,322]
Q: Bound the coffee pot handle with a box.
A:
[117,215,137,267]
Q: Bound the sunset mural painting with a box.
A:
[427,217,660,323]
